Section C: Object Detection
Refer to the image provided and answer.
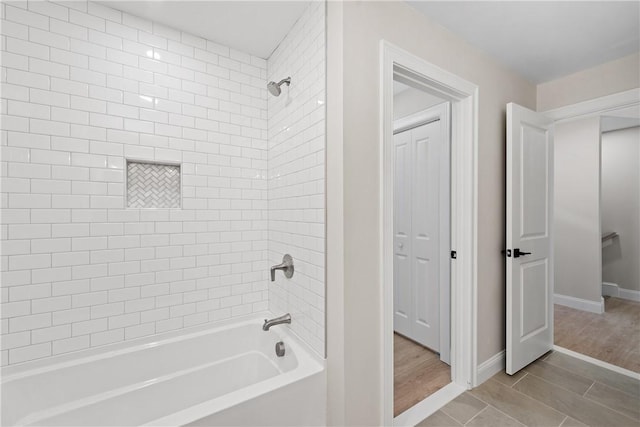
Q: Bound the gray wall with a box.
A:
[554,117,603,303]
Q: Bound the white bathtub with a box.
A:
[1,314,326,426]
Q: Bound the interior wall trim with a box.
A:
[554,293,604,314]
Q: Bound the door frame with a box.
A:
[392,104,451,364]
[380,41,479,425]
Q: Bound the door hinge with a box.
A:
[451,251,457,259]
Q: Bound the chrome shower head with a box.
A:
[267,77,291,97]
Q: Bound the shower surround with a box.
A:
[0,1,325,365]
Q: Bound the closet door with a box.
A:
[393,119,442,352]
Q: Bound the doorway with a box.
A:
[392,83,451,415]
[381,41,479,426]
[505,90,640,376]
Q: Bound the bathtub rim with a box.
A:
[1,311,325,383]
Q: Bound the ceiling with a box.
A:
[408,1,640,84]
[102,1,310,59]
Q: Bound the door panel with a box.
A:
[506,103,554,375]
[394,131,412,336]
[393,119,441,351]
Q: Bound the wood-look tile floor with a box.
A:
[394,333,451,416]
[419,351,640,427]
[555,297,640,373]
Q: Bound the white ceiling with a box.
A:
[102,1,311,59]
[408,1,640,84]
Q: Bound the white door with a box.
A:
[506,103,554,375]
[393,118,443,353]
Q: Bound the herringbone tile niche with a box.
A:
[127,161,181,208]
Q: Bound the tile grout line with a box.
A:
[582,381,595,397]
[462,405,489,426]
[510,372,528,387]
[525,371,592,396]
[558,415,568,427]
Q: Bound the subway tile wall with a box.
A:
[0,0,278,365]
[267,1,325,355]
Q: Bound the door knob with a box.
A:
[514,248,531,258]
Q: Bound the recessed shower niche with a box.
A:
[126,161,181,209]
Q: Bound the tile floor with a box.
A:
[418,351,640,427]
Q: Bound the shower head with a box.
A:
[267,77,291,97]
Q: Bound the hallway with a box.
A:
[555,297,640,373]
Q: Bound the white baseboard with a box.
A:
[602,282,619,297]
[619,288,640,302]
[476,350,505,386]
[554,294,604,314]
[553,346,640,380]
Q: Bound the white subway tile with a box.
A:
[31,324,71,344]
[30,27,70,49]
[1,50,29,70]
[52,334,88,354]
[30,88,71,108]
[51,106,89,124]
[72,318,107,336]
[8,342,51,363]
[1,331,30,350]
[50,18,87,40]
[69,10,104,31]
[123,13,151,33]
[31,296,71,314]
[31,266,71,284]
[52,279,90,296]
[90,328,123,346]
[69,38,105,59]
[138,30,165,49]
[105,21,136,41]
[9,313,51,332]
[52,307,90,325]
[6,68,50,89]
[5,5,49,30]
[51,77,88,96]
[30,118,69,136]
[1,301,30,318]
[87,3,121,23]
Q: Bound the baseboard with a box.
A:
[554,293,604,314]
[619,288,640,302]
[553,346,640,380]
[476,350,505,386]
[602,282,619,297]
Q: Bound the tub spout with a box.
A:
[262,313,291,331]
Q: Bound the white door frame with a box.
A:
[381,41,479,425]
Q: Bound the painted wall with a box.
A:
[537,53,640,111]
[553,117,602,303]
[267,1,325,356]
[326,1,536,424]
[601,127,640,293]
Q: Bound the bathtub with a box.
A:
[1,313,326,426]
